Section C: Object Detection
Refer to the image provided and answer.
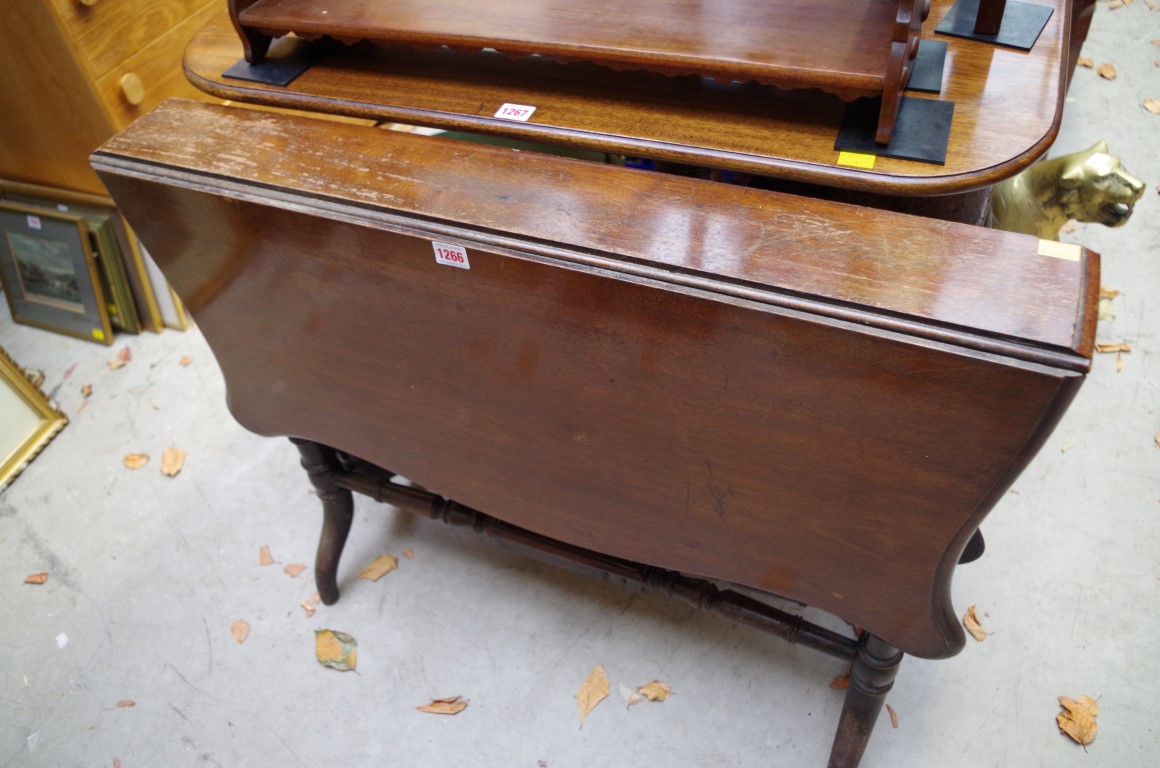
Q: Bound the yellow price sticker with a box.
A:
[837,151,876,170]
[92,329,106,340]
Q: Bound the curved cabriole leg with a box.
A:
[291,438,354,605]
[827,634,904,768]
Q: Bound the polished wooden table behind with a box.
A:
[188,0,1071,195]
[94,98,1096,768]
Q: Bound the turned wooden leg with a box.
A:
[828,633,903,768]
[291,438,354,605]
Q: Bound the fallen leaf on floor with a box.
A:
[118,347,131,363]
[963,604,988,641]
[576,665,609,726]
[23,674,28,687]
[1098,298,1116,321]
[830,675,851,689]
[1108,0,1126,7]
[24,573,49,585]
[114,759,121,768]
[301,599,317,618]
[1147,0,1158,10]
[1097,63,1117,80]
[1116,352,1125,372]
[81,384,92,398]
[403,547,414,560]
[107,360,126,370]
[259,546,274,566]
[1057,695,1098,745]
[123,453,149,470]
[283,563,307,577]
[115,700,135,708]
[1154,430,1159,449]
[1076,56,1093,68]
[315,629,357,671]
[231,620,250,644]
[160,447,186,477]
[886,704,899,728]
[417,695,469,715]
[357,552,398,581]
[1099,285,1120,299]
[619,683,642,707]
[1095,342,1131,354]
[639,680,671,702]
[1144,98,1160,115]
[179,356,192,366]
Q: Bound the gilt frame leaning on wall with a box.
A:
[0,201,113,345]
[0,346,67,492]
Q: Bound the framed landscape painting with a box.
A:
[0,202,113,344]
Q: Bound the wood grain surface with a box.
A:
[185,0,1069,194]
[94,100,1096,658]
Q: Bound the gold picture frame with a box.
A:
[0,346,67,492]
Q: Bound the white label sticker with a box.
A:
[494,103,537,122]
[432,241,470,269]
[26,215,41,230]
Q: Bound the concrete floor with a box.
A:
[3,6,1158,767]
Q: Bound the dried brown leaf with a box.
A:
[1154,430,1160,450]
[24,573,49,585]
[259,546,274,566]
[639,680,671,702]
[403,547,414,560]
[283,563,307,577]
[357,552,398,581]
[81,384,93,398]
[231,619,250,644]
[1116,351,1125,372]
[576,665,610,726]
[300,600,316,618]
[107,359,126,370]
[417,695,469,715]
[179,355,192,366]
[1076,56,1093,68]
[618,683,643,707]
[1095,342,1132,353]
[314,629,357,671]
[830,675,851,689]
[115,700,135,708]
[886,704,899,728]
[118,347,132,363]
[1108,0,1125,7]
[1099,285,1120,299]
[1144,98,1160,115]
[123,453,150,470]
[161,446,186,477]
[963,604,988,641]
[1097,63,1117,80]
[1057,695,1098,745]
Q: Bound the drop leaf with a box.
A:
[357,552,398,581]
[161,447,186,477]
[576,665,609,726]
[639,680,671,702]
[1057,695,1098,745]
[123,453,149,470]
[417,695,469,715]
[231,620,250,644]
[963,605,988,641]
[315,629,357,671]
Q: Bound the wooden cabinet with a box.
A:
[0,0,220,196]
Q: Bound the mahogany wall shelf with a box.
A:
[229,0,930,144]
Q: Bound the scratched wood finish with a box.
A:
[186,0,1069,194]
[93,100,1097,658]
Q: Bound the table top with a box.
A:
[186,0,1068,195]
